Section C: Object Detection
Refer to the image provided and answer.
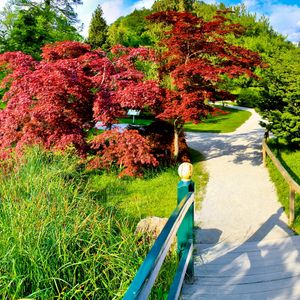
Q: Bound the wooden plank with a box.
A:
[196,235,300,254]
[181,275,300,295]
[262,142,266,166]
[194,261,300,277]
[194,269,300,285]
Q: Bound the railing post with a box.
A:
[177,162,194,279]
[290,187,295,225]
[262,139,266,166]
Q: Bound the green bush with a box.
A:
[236,88,262,108]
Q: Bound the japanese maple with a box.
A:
[147,11,263,158]
[89,128,158,177]
[0,41,161,162]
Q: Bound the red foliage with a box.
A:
[0,41,161,160]
[89,129,158,177]
[147,11,263,124]
[41,41,91,61]
[92,45,162,126]
[0,54,93,155]
[0,51,37,88]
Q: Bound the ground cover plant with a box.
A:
[266,139,300,233]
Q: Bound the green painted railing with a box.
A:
[123,163,195,300]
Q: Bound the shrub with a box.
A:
[236,88,262,108]
[89,129,159,177]
[0,41,160,160]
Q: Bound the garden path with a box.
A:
[186,105,294,244]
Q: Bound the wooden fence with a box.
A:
[262,139,300,224]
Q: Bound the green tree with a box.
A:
[87,5,108,49]
[10,0,82,24]
[0,0,82,57]
[152,0,195,12]
[258,47,300,147]
[6,7,49,57]
[107,9,155,48]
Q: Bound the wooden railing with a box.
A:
[262,139,300,224]
[123,163,195,300]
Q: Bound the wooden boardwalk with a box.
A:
[181,235,300,299]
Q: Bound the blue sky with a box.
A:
[0,0,299,42]
[74,0,300,42]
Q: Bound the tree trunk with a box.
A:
[174,126,179,160]
[173,118,183,161]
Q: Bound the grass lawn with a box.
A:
[119,107,251,134]
[266,139,300,233]
[184,107,251,133]
[119,117,153,126]
[86,148,207,219]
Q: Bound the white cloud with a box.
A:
[132,0,155,10]
[202,0,217,4]
[0,0,8,10]
[102,0,127,24]
[268,4,300,42]
[242,0,258,10]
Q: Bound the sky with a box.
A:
[0,0,300,42]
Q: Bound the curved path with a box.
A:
[187,106,293,244]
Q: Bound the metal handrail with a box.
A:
[123,192,194,300]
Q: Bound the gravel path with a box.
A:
[187,106,294,244]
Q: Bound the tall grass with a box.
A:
[0,148,179,299]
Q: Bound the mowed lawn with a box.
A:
[184,107,251,133]
[120,107,251,133]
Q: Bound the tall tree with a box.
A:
[10,0,82,24]
[87,5,108,49]
[147,11,263,158]
[258,47,300,147]
[0,0,82,57]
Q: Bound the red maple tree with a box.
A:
[0,41,160,153]
[147,11,263,158]
[89,129,159,177]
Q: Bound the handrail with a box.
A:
[262,139,300,224]
[123,182,194,300]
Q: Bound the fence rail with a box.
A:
[123,163,195,300]
[262,139,300,224]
